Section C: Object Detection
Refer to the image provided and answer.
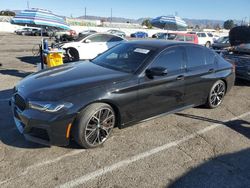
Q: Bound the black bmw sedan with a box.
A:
[11,40,235,148]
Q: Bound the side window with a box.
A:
[108,36,123,42]
[175,35,185,41]
[198,33,206,37]
[186,46,205,68]
[186,36,194,42]
[205,49,216,65]
[86,34,112,43]
[201,33,206,37]
[86,34,102,42]
[151,47,185,72]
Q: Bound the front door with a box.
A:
[136,46,186,120]
[80,34,108,59]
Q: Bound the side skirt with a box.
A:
[120,104,195,129]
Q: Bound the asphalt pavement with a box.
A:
[0,33,250,188]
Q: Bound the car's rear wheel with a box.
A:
[66,48,79,62]
[206,80,226,108]
[73,103,115,149]
[205,41,211,48]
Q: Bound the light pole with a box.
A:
[27,1,30,9]
[110,8,112,23]
[85,7,86,19]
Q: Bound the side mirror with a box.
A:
[145,67,168,78]
[84,39,91,43]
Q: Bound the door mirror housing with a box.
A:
[145,67,168,78]
[84,39,91,43]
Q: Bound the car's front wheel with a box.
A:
[73,103,115,149]
[206,80,226,108]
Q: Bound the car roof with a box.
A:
[169,32,197,36]
[76,32,127,42]
[126,39,197,49]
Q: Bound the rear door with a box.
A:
[183,46,217,105]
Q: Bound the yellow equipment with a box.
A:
[44,49,64,68]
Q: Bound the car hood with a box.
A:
[16,61,131,100]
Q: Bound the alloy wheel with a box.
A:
[85,108,115,146]
[210,82,225,107]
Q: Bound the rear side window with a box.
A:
[205,49,216,65]
[186,46,205,68]
[151,47,185,72]
[207,33,213,37]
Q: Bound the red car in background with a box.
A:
[169,33,198,44]
[158,33,198,44]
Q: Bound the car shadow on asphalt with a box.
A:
[167,148,250,188]
[17,56,40,65]
[0,69,33,78]
[175,112,250,139]
[0,88,46,149]
[235,79,250,86]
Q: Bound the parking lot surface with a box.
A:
[0,33,250,188]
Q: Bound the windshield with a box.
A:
[216,36,229,43]
[235,43,250,52]
[92,43,156,73]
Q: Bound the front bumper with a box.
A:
[11,97,75,146]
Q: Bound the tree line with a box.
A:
[0,10,15,16]
[141,18,242,30]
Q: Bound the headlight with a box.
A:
[28,101,73,113]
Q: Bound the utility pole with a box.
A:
[27,1,30,9]
[110,8,112,23]
[85,7,86,19]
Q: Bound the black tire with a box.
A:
[66,48,79,62]
[73,103,115,149]
[205,41,211,48]
[206,80,226,109]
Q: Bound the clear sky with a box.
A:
[0,0,250,21]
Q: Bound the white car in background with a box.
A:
[62,33,126,61]
[189,32,215,47]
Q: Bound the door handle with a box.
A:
[208,68,215,73]
[176,75,184,80]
